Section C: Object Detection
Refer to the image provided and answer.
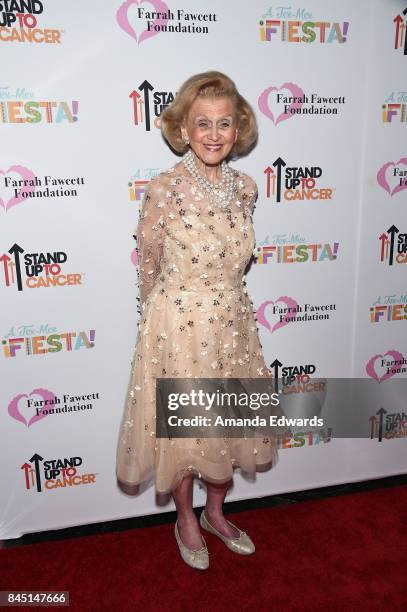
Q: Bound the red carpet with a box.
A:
[0,485,406,611]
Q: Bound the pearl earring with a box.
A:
[183,135,190,145]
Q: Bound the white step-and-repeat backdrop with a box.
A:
[1,0,406,539]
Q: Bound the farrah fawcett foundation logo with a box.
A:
[117,1,218,44]
[8,388,100,426]
[258,82,346,124]
[256,296,337,334]
[0,166,85,212]
[377,158,407,197]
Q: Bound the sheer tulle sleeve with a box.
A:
[240,173,258,215]
[249,181,259,213]
[135,177,167,309]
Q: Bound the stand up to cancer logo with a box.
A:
[0,0,63,44]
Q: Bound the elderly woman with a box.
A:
[116,71,278,570]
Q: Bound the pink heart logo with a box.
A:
[116,0,169,45]
[8,388,56,427]
[377,158,407,197]
[0,165,36,212]
[256,296,299,334]
[258,82,304,125]
[365,350,404,382]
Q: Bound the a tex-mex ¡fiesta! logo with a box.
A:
[21,454,97,493]
[278,427,332,448]
[255,296,337,334]
[0,0,63,44]
[117,0,218,44]
[3,323,95,358]
[8,388,100,427]
[370,293,407,323]
[366,350,406,382]
[254,233,339,264]
[258,82,345,124]
[394,7,407,55]
[0,87,78,124]
[259,6,349,44]
[0,165,85,212]
[369,408,407,442]
[1,243,83,291]
[263,157,334,203]
[130,80,175,131]
[128,167,161,202]
[377,157,407,197]
[379,225,407,265]
[382,91,407,123]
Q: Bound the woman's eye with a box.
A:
[220,123,231,128]
[198,122,209,128]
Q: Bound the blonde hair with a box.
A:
[159,70,258,157]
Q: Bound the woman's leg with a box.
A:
[173,474,205,550]
[204,480,240,538]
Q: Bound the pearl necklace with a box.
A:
[182,149,234,209]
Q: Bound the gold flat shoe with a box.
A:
[174,521,209,570]
[200,510,255,555]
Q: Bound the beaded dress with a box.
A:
[116,158,279,494]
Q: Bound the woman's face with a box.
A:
[181,96,238,167]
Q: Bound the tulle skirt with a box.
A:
[116,284,279,495]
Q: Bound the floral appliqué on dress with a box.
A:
[116,161,278,494]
